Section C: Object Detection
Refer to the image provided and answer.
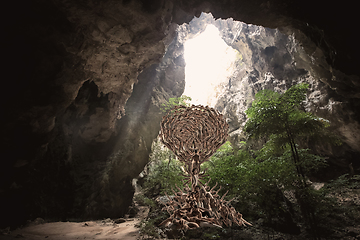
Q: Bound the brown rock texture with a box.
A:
[1,0,359,228]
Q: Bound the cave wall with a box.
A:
[177,13,360,178]
[210,14,360,175]
[1,0,359,227]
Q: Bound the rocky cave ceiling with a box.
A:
[1,0,359,227]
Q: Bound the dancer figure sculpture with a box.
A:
[158,105,251,229]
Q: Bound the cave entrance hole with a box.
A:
[182,13,240,107]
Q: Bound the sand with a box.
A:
[0,207,150,240]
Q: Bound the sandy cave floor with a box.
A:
[1,179,360,240]
[0,206,149,240]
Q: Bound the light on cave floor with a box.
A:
[184,24,238,107]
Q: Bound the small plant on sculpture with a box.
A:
[160,95,192,113]
[158,104,252,230]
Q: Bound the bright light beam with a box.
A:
[184,25,238,106]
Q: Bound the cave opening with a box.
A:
[183,22,238,106]
[139,10,357,225]
[138,12,360,238]
[2,0,360,238]
[177,11,289,109]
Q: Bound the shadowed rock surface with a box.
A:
[1,0,359,228]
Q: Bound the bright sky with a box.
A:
[183,24,238,107]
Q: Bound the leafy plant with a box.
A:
[143,139,185,196]
[203,142,297,221]
[142,84,344,238]
[138,218,161,239]
[160,95,192,113]
[243,83,342,238]
[134,194,156,208]
[325,173,360,189]
[244,83,337,183]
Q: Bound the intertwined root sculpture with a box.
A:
[158,105,251,230]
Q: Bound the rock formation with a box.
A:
[1,0,359,228]
[193,14,360,157]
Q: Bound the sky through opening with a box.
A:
[183,24,238,107]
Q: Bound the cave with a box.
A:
[1,0,359,234]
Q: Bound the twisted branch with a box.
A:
[158,105,251,230]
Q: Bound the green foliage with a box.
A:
[246,83,320,139]
[203,142,254,197]
[202,138,328,222]
[244,83,339,182]
[202,231,221,239]
[138,218,161,239]
[144,159,185,195]
[138,204,170,239]
[160,95,192,113]
[206,144,289,217]
[142,84,339,235]
[325,174,360,189]
[148,138,176,166]
[143,139,185,196]
[295,148,328,175]
[244,83,340,147]
[242,83,343,237]
[134,194,156,208]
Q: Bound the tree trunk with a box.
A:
[285,125,319,239]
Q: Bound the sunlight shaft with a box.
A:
[184,24,238,106]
